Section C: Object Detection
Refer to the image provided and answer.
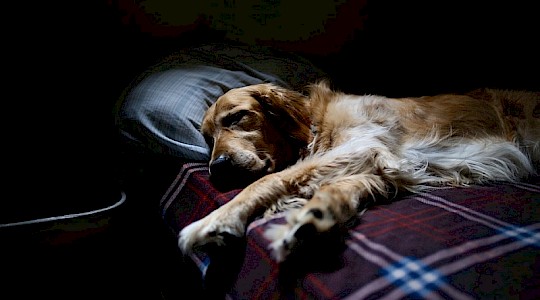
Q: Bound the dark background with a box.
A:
[3,1,538,298]
[7,0,538,185]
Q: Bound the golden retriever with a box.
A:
[178,81,539,262]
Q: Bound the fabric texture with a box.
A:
[115,42,326,160]
[161,162,540,300]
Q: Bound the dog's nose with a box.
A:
[209,154,232,176]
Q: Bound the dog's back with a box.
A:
[306,83,539,188]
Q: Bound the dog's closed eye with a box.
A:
[222,110,249,127]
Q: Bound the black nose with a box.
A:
[209,154,232,176]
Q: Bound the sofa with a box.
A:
[112,1,540,297]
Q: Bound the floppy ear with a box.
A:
[250,84,312,145]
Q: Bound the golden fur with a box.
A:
[179,81,539,262]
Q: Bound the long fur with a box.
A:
[178,81,539,262]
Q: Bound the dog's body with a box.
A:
[179,81,539,262]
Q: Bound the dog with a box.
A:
[178,81,539,262]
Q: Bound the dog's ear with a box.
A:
[250,85,312,145]
[200,102,216,136]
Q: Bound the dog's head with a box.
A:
[201,83,312,190]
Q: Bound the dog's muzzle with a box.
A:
[208,153,267,191]
[209,154,232,177]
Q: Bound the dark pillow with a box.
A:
[115,43,326,160]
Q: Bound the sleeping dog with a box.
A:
[179,81,539,262]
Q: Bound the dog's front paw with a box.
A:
[264,202,339,262]
[264,223,296,262]
[178,211,246,255]
[265,192,356,262]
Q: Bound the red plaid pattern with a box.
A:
[161,162,540,299]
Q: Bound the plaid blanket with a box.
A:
[161,162,540,299]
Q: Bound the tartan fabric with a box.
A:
[161,162,540,299]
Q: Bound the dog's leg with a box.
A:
[178,151,396,258]
[265,174,387,262]
[178,171,307,255]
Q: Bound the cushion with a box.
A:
[115,42,327,160]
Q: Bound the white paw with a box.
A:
[264,205,339,262]
[178,211,246,255]
[264,223,297,263]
